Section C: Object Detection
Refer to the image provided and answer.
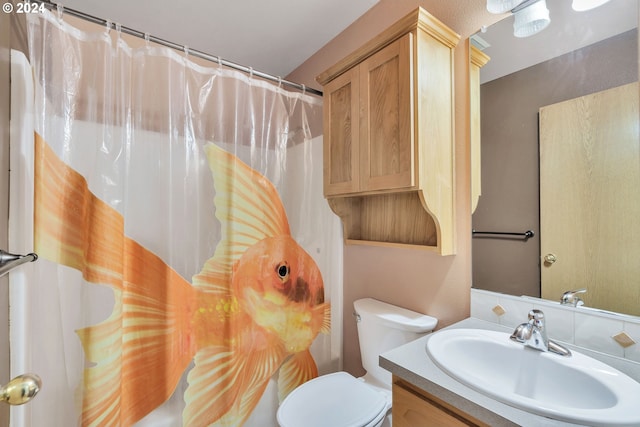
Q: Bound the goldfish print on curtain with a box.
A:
[33,133,330,426]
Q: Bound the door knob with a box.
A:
[544,253,557,264]
[1,373,41,405]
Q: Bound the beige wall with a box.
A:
[287,0,503,375]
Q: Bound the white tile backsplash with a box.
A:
[471,289,640,363]
[469,290,499,322]
[574,312,625,357]
[495,297,534,329]
[533,303,574,344]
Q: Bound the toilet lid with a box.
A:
[277,372,389,427]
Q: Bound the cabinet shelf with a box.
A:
[328,191,438,249]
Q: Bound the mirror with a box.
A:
[471,0,639,316]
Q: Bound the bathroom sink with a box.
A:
[426,328,640,426]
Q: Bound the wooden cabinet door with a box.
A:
[322,66,360,196]
[393,381,481,427]
[359,33,415,192]
[540,82,640,315]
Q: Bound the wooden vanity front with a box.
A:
[393,376,489,427]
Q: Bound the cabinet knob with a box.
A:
[544,253,557,264]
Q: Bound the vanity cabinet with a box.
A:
[393,377,488,427]
[316,7,460,254]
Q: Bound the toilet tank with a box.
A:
[354,298,437,388]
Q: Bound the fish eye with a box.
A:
[275,262,290,282]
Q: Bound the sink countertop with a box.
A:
[380,317,640,427]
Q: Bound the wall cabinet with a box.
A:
[316,7,460,254]
[393,377,488,427]
[322,34,413,195]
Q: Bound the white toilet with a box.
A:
[277,297,438,427]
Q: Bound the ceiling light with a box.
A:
[486,0,524,14]
[571,0,612,11]
[513,0,550,38]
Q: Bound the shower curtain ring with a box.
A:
[183,45,189,57]
[105,19,111,33]
[144,32,150,46]
[277,76,282,87]
[56,4,64,22]
[301,84,306,95]
[248,67,253,79]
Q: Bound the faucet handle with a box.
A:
[527,309,545,328]
[560,289,587,306]
[510,323,530,343]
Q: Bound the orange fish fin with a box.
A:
[191,258,233,296]
[193,143,290,293]
[76,295,124,426]
[119,239,197,425]
[218,343,286,426]
[322,303,331,334]
[35,134,198,425]
[205,143,290,239]
[183,347,245,426]
[312,302,331,335]
[78,239,197,426]
[34,132,125,289]
[277,349,319,403]
[215,376,271,427]
[184,343,285,426]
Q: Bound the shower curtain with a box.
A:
[9,9,342,427]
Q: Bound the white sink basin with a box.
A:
[426,328,640,426]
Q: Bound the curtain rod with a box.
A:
[32,0,323,97]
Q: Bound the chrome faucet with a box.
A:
[560,288,587,307]
[510,309,571,357]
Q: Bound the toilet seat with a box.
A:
[277,372,391,427]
